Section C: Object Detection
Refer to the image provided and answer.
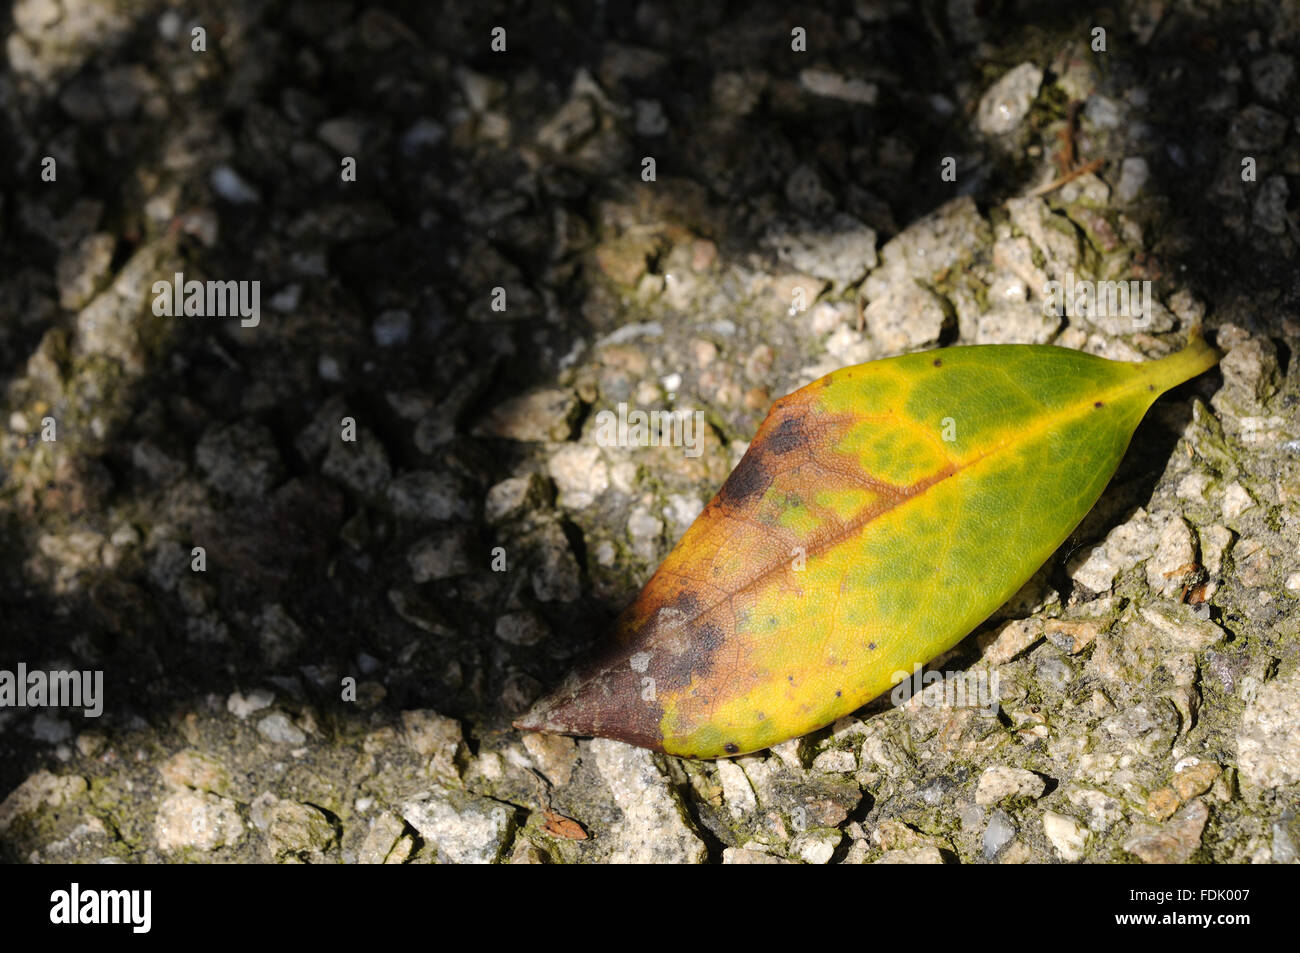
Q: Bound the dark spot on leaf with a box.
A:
[835,689,842,697]
[787,674,795,682]
[1094,401,1104,408]
[717,451,771,505]
[724,742,739,754]
[668,589,701,619]
[653,619,724,695]
[932,358,943,367]
[695,621,723,652]
[767,415,808,455]
[1148,384,1155,391]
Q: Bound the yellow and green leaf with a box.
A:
[516,333,1219,758]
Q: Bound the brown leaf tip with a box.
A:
[512,653,668,752]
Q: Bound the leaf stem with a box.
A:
[1138,328,1221,394]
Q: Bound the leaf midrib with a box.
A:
[653,369,1160,639]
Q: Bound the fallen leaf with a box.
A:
[542,809,588,840]
[516,333,1219,757]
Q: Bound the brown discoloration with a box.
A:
[613,573,705,647]
[515,585,730,751]
[716,451,771,506]
[661,588,702,623]
[1094,400,1104,408]
[716,402,814,505]
[518,373,974,753]
[656,620,724,695]
[766,414,809,455]
[513,636,668,750]
[932,358,943,367]
[712,395,861,519]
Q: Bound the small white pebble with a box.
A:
[1222,482,1254,519]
